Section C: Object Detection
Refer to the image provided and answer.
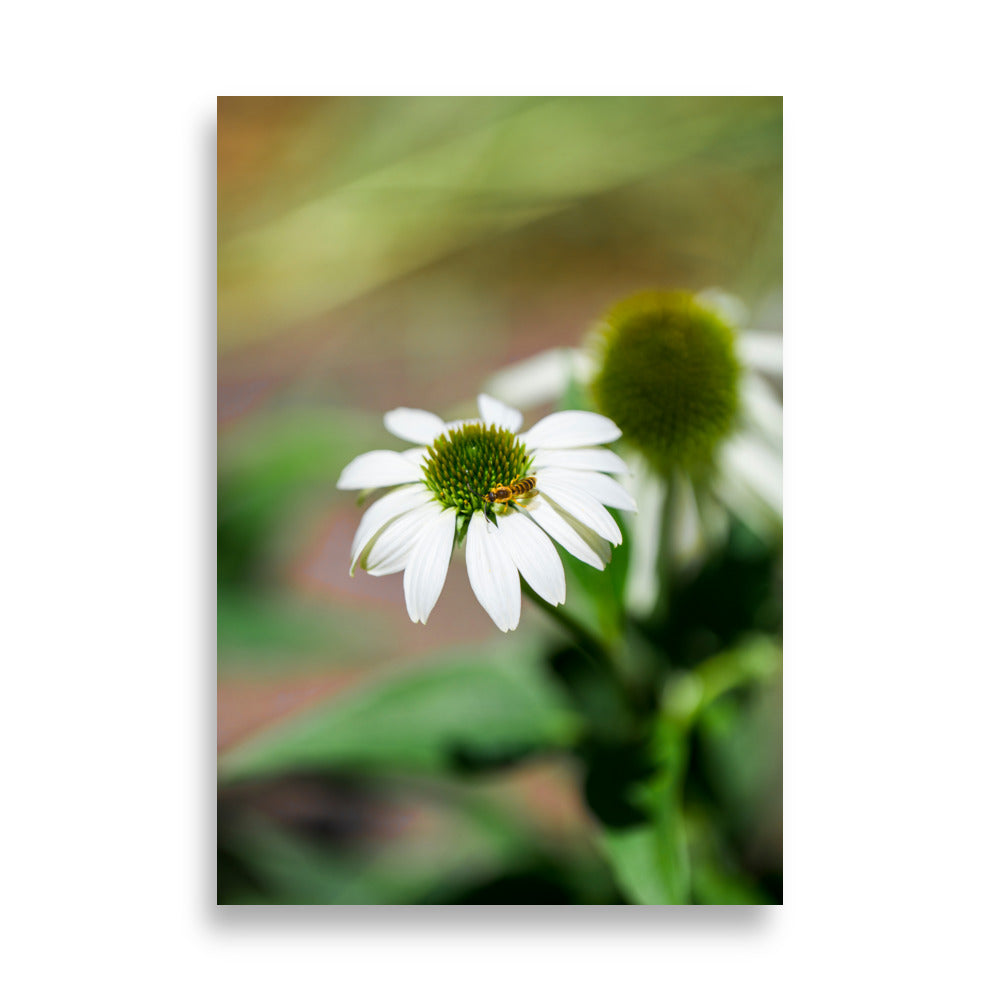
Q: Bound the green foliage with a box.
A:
[592,640,781,905]
[219,640,580,782]
[218,407,384,590]
[217,592,399,674]
[219,779,537,905]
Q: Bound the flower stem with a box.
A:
[521,582,608,663]
[521,582,642,728]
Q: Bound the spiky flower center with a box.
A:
[592,291,740,477]
[422,423,531,514]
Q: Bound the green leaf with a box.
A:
[217,591,400,674]
[219,639,580,781]
[601,821,688,905]
[218,406,387,589]
[598,723,691,904]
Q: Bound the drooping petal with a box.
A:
[670,473,704,564]
[337,450,423,490]
[383,407,447,445]
[738,330,783,376]
[521,410,622,450]
[363,500,442,576]
[535,480,622,545]
[741,370,783,449]
[623,461,667,616]
[519,493,611,571]
[538,468,637,512]
[350,484,435,575]
[530,447,629,475]
[465,511,521,632]
[403,506,457,623]
[713,472,773,537]
[720,433,782,516]
[698,491,731,551]
[496,508,566,607]
[477,393,523,433]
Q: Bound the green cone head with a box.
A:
[422,423,531,514]
[591,291,740,477]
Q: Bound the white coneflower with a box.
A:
[483,289,782,614]
[336,394,636,632]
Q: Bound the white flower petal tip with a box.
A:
[362,501,442,577]
[476,393,523,433]
[337,450,424,490]
[403,507,457,624]
[520,494,612,571]
[497,509,566,608]
[466,511,521,632]
[539,469,637,513]
[535,481,623,546]
[738,331,783,377]
[349,484,433,575]
[521,410,622,450]
[383,407,447,445]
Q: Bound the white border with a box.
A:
[5,6,998,995]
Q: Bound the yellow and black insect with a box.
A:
[484,476,537,506]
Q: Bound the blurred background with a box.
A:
[218,96,782,904]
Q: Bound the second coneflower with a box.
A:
[483,289,782,613]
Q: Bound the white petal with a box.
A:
[521,411,622,450]
[383,408,447,445]
[539,468,637,513]
[530,448,629,475]
[350,484,434,574]
[738,330,783,376]
[403,507,457,623]
[363,501,442,576]
[695,287,749,327]
[401,447,430,465]
[465,511,521,632]
[671,474,704,564]
[337,450,423,490]
[720,434,782,517]
[741,370,783,448]
[519,493,611,571]
[496,508,566,607]
[535,480,622,545]
[477,393,523,433]
[713,473,772,537]
[482,348,577,410]
[623,461,667,616]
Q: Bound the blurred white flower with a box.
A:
[337,394,635,632]
[483,290,782,615]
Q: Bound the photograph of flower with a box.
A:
[218,96,782,905]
